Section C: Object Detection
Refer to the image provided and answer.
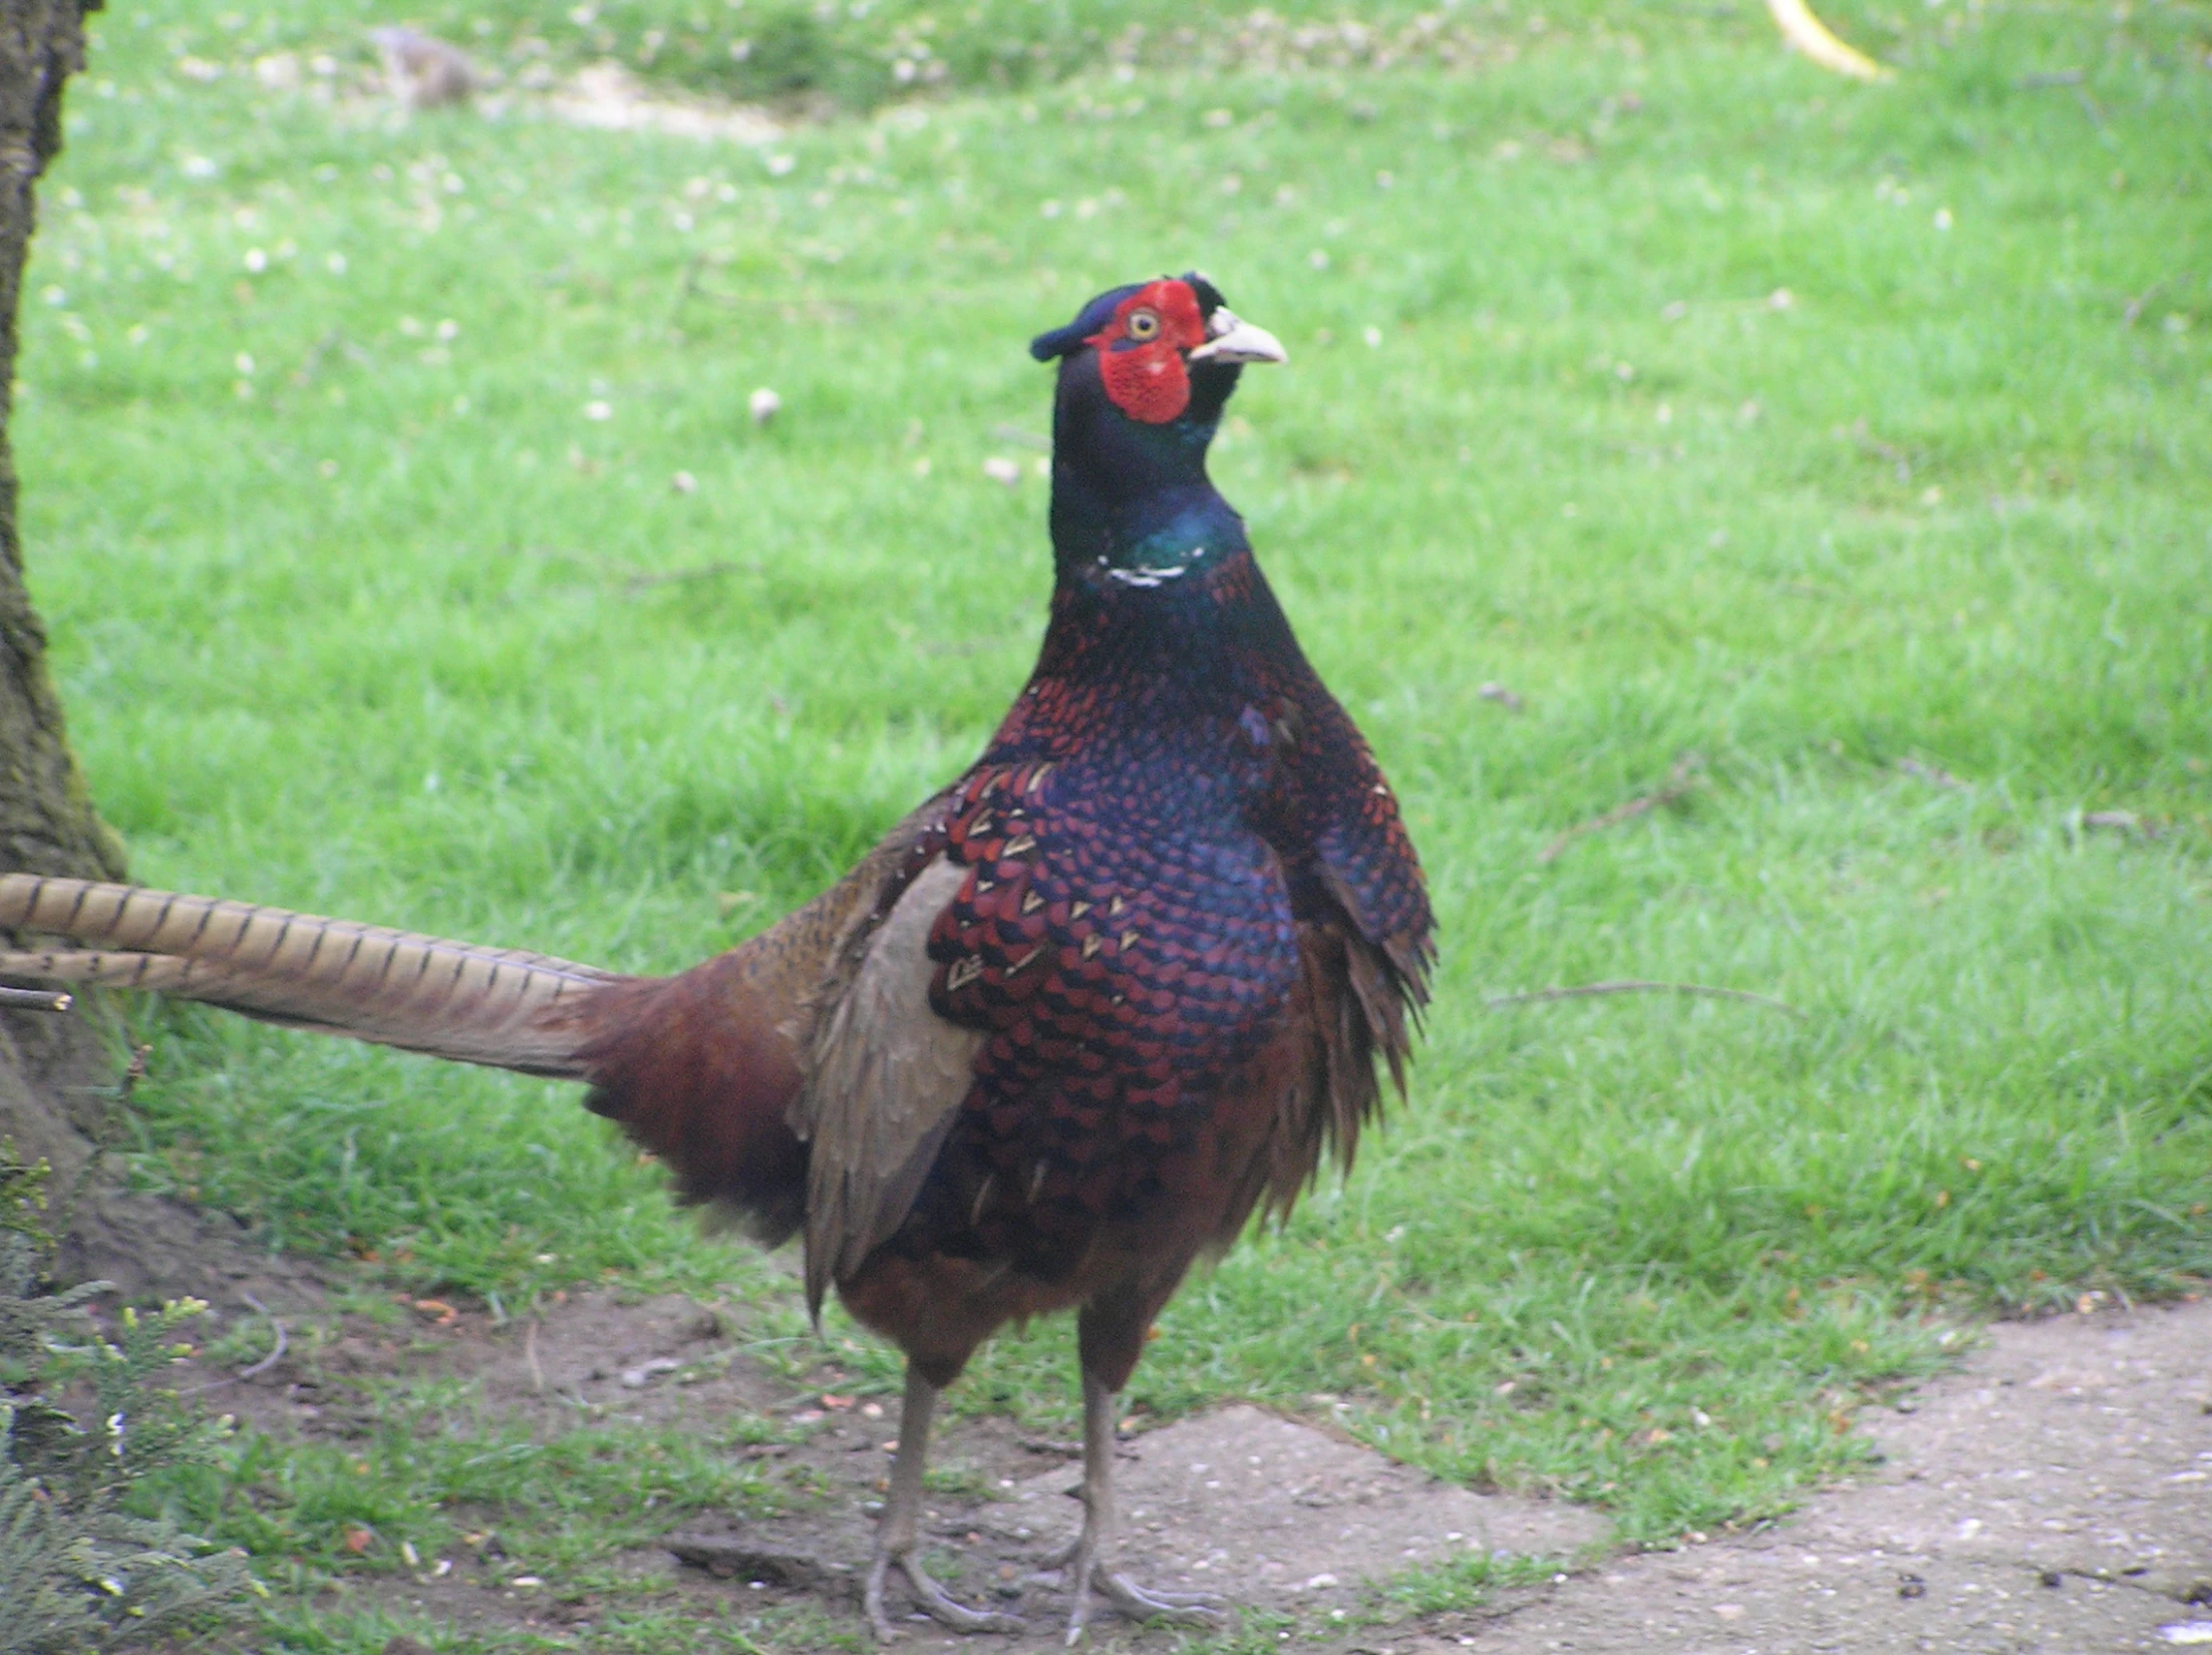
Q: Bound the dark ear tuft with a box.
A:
[1029,323,1084,362]
[1180,271,1227,318]
[1030,282,1148,362]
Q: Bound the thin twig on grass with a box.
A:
[623,560,754,595]
[1895,757,1969,791]
[2081,810,2158,838]
[237,1291,289,1379]
[1845,418,1915,484]
[1487,979,1804,1020]
[2122,281,2165,328]
[0,984,72,1011]
[1539,753,1703,863]
[1477,681,1525,713]
[665,260,864,326]
[668,251,708,326]
[289,326,362,389]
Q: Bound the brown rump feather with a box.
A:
[574,793,958,1257]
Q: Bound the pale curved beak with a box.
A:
[1188,307,1288,366]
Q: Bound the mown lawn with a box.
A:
[18,0,2212,1645]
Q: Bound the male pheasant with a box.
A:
[0,274,1433,1640]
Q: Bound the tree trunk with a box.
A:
[0,0,130,1214]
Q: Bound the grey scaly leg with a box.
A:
[864,1364,1026,1642]
[1057,1370,1226,1643]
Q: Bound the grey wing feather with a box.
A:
[794,857,980,1319]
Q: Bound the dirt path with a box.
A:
[1445,1301,2212,1654]
[148,1245,2212,1653]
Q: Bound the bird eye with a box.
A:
[1125,308,1161,341]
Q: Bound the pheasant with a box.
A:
[0,274,1433,1641]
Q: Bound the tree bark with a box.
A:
[0,0,130,1207]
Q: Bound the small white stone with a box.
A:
[749,387,782,426]
[982,456,1022,487]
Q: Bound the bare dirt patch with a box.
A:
[158,1278,1596,1646]
[57,1182,332,1310]
[129,1250,2212,1653]
[668,1401,1607,1646]
[539,63,784,145]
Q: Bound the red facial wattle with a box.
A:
[1086,280,1209,425]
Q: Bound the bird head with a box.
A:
[1030,273,1286,428]
[1031,275,1285,580]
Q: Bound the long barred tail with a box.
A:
[0,874,628,1078]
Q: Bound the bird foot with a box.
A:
[865,1548,1025,1642]
[1051,1560,1226,1642]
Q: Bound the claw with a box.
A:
[1097,1570,1225,1616]
[1067,1562,1227,1641]
[867,1549,1025,1641]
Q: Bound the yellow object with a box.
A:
[1766,0,1892,81]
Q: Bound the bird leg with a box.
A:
[865,1364,1026,1642]
[1048,1369,1226,1643]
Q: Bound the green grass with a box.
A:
[21,0,2212,1645]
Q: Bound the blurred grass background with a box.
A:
[15,0,2212,1643]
